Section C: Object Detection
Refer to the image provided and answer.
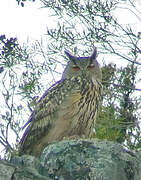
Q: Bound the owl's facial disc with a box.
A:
[64,48,102,81]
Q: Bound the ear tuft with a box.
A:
[64,50,74,60]
[90,47,97,60]
[64,50,77,65]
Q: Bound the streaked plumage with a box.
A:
[19,47,102,156]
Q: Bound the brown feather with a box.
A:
[19,49,102,156]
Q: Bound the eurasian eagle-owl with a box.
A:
[19,47,102,156]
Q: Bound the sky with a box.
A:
[0,1,140,43]
[0,0,52,42]
[0,0,140,65]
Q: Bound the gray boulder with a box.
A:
[0,139,141,180]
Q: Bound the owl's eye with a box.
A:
[87,64,95,70]
[73,66,80,71]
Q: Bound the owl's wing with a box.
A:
[20,79,70,153]
[19,77,81,154]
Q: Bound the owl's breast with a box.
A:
[38,78,102,144]
[55,79,102,137]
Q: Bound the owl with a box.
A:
[19,47,102,156]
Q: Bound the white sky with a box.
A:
[0,0,52,42]
[0,0,140,65]
[0,1,140,42]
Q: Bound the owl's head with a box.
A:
[62,47,102,82]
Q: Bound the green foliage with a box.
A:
[94,62,141,149]
[0,35,28,157]
[95,106,125,142]
[0,35,25,68]
[41,0,141,65]
[0,35,62,158]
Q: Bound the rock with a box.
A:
[0,139,141,180]
[41,139,141,180]
[0,160,15,180]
